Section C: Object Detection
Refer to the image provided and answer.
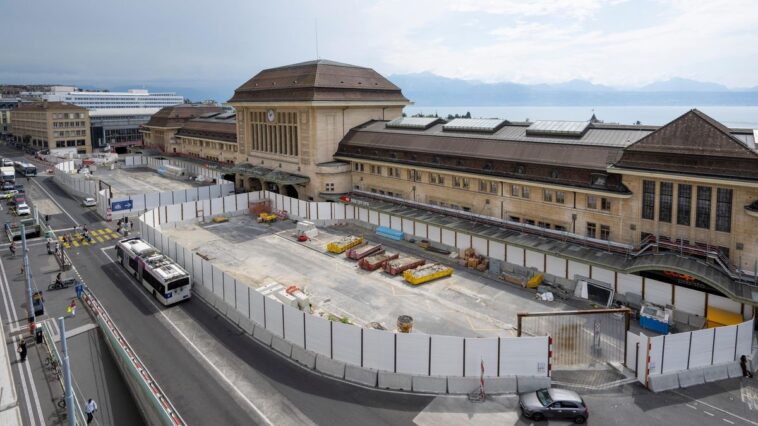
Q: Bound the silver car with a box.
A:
[519,388,588,423]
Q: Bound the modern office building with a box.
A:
[89,108,156,152]
[10,101,92,154]
[27,87,184,110]
[141,104,226,152]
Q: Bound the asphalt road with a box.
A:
[1,142,755,426]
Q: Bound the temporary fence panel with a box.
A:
[210,198,223,216]
[318,203,332,221]
[379,213,390,228]
[236,193,249,210]
[626,332,639,371]
[305,315,332,358]
[648,335,664,375]
[661,333,690,373]
[200,199,212,217]
[335,204,346,220]
[500,336,548,376]
[282,305,305,347]
[414,222,427,239]
[617,273,643,297]
[210,185,221,199]
[250,289,265,327]
[441,228,455,247]
[223,195,237,214]
[644,278,672,307]
[736,320,754,358]
[166,204,181,223]
[186,189,198,202]
[173,189,187,204]
[235,283,250,318]
[430,335,464,377]
[201,259,213,293]
[362,328,395,372]
[456,233,472,251]
[390,215,402,231]
[708,294,741,314]
[568,260,590,280]
[402,219,414,235]
[191,254,202,288]
[506,245,524,266]
[358,208,369,223]
[212,266,224,299]
[591,267,615,287]
[546,255,566,278]
[396,333,430,376]
[427,225,441,243]
[487,241,504,262]
[637,333,648,384]
[369,210,379,225]
[471,237,488,257]
[159,191,173,206]
[345,205,355,220]
[223,274,235,306]
[674,286,706,316]
[264,297,284,338]
[525,250,544,272]
[688,328,715,368]
[145,192,160,210]
[331,321,361,366]
[198,186,211,200]
[464,338,499,377]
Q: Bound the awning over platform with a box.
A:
[234,163,310,185]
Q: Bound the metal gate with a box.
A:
[518,308,631,368]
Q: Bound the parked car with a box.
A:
[2,190,18,199]
[82,197,96,207]
[16,203,30,216]
[519,388,588,423]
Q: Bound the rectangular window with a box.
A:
[538,221,550,229]
[556,191,565,204]
[587,195,597,209]
[659,182,673,223]
[677,184,691,225]
[642,180,655,220]
[696,186,711,229]
[543,190,553,202]
[715,188,732,232]
[407,169,419,181]
[586,222,596,238]
[453,176,461,188]
[554,225,567,232]
[524,219,535,226]
[601,197,611,211]
[522,186,530,199]
[511,184,520,197]
[600,225,610,241]
[462,178,470,189]
[489,181,497,194]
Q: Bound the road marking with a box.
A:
[0,252,45,425]
[674,390,758,426]
[704,411,715,416]
[30,177,79,226]
[98,247,275,426]
[724,419,735,424]
[686,404,697,409]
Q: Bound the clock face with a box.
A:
[266,109,275,122]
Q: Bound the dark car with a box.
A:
[519,388,588,423]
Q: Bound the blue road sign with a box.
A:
[111,200,133,212]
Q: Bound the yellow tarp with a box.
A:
[706,306,743,328]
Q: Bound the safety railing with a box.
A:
[40,321,89,426]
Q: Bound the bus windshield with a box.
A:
[167,277,190,291]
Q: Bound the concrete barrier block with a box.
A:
[271,336,293,357]
[412,376,448,394]
[648,373,679,392]
[678,368,705,388]
[486,376,518,394]
[702,364,729,383]
[291,346,316,369]
[345,365,377,387]
[315,355,346,379]
[253,325,273,346]
[517,376,551,393]
[447,377,481,394]
[727,362,744,378]
[238,317,255,335]
[377,372,413,391]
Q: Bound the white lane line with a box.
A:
[675,390,758,426]
[704,411,715,416]
[0,254,44,425]
[98,247,275,426]
[724,419,735,424]
[686,404,697,409]
[30,178,79,226]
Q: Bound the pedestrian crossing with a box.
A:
[58,228,120,248]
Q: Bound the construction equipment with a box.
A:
[459,247,489,271]
[527,273,544,289]
[359,251,399,271]
[403,263,454,285]
[326,235,363,254]
[397,315,414,333]
[296,221,318,239]
[257,212,277,223]
[346,243,383,260]
[211,216,228,223]
[383,257,425,276]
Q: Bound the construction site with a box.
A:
[161,210,579,338]
[94,167,204,198]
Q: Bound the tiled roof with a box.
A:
[143,104,225,128]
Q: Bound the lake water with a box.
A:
[404,105,758,128]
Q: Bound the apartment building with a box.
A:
[10,101,92,154]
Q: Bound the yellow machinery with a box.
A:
[258,212,277,223]
[403,263,454,285]
[211,216,228,223]
[526,273,544,289]
[326,235,363,254]
[706,306,743,328]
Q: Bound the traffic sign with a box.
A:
[111,200,133,212]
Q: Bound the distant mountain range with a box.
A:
[388,73,758,106]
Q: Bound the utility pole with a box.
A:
[58,317,75,426]
[21,225,34,328]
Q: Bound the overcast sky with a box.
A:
[2,0,757,91]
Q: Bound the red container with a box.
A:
[383,257,425,275]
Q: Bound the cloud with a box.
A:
[450,0,627,20]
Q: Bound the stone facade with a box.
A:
[10,101,91,154]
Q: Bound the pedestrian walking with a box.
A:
[85,398,97,424]
[17,340,27,363]
[9,242,16,258]
[130,220,134,231]
[75,280,84,299]
[67,299,77,317]
[740,355,754,378]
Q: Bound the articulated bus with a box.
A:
[115,237,191,305]
[14,161,37,177]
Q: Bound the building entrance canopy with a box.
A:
[233,163,309,186]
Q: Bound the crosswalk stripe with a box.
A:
[96,236,104,243]
[102,235,111,241]
[72,241,79,247]
[82,241,89,246]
